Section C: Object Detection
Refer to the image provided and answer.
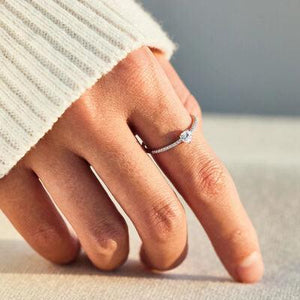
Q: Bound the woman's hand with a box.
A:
[0,47,264,283]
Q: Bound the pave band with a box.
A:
[142,114,199,154]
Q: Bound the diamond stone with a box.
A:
[180,130,192,143]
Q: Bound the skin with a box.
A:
[0,47,264,283]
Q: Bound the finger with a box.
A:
[130,50,264,283]
[0,166,79,264]
[29,146,129,271]
[152,50,201,117]
[79,118,188,271]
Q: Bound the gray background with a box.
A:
[141,0,300,116]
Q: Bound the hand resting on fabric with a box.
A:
[0,47,264,283]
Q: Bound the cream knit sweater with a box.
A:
[0,0,175,178]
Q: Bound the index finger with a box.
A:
[132,49,264,283]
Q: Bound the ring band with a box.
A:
[142,114,199,154]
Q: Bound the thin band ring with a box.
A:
[141,114,199,154]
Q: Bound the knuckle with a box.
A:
[195,156,226,200]
[147,198,185,243]
[120,46,155,77]
[66,98,99,133]
[51,93,110,149]
[120,47,164,98]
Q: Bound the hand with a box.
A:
[0,47,263,283]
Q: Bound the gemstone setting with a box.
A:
[180,130,192,143]
[142,114,198,154]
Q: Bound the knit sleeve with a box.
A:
[0,0,176,178]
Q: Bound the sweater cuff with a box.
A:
[0,0,176,178]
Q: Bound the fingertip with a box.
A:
[139,242,189,272]
[235,251,264,283]
[48,236,81,265]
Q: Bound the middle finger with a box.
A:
[80,118,188,271]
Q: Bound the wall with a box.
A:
[141,0,300,116]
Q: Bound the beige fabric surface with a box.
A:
[1,114,299,299]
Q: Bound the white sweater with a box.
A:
[0,0,175,178]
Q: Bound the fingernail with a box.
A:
[236,251,264,283]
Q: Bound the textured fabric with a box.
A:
[0,114,299,300]
[0,0,175,178]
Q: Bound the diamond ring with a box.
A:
[142,114,199,154]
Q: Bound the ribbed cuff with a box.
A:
[0,0,176,178]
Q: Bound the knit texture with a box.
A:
[0,0,176,178]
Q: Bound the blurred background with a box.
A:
[141,0,300,116]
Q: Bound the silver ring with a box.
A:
[142,114,199,154]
